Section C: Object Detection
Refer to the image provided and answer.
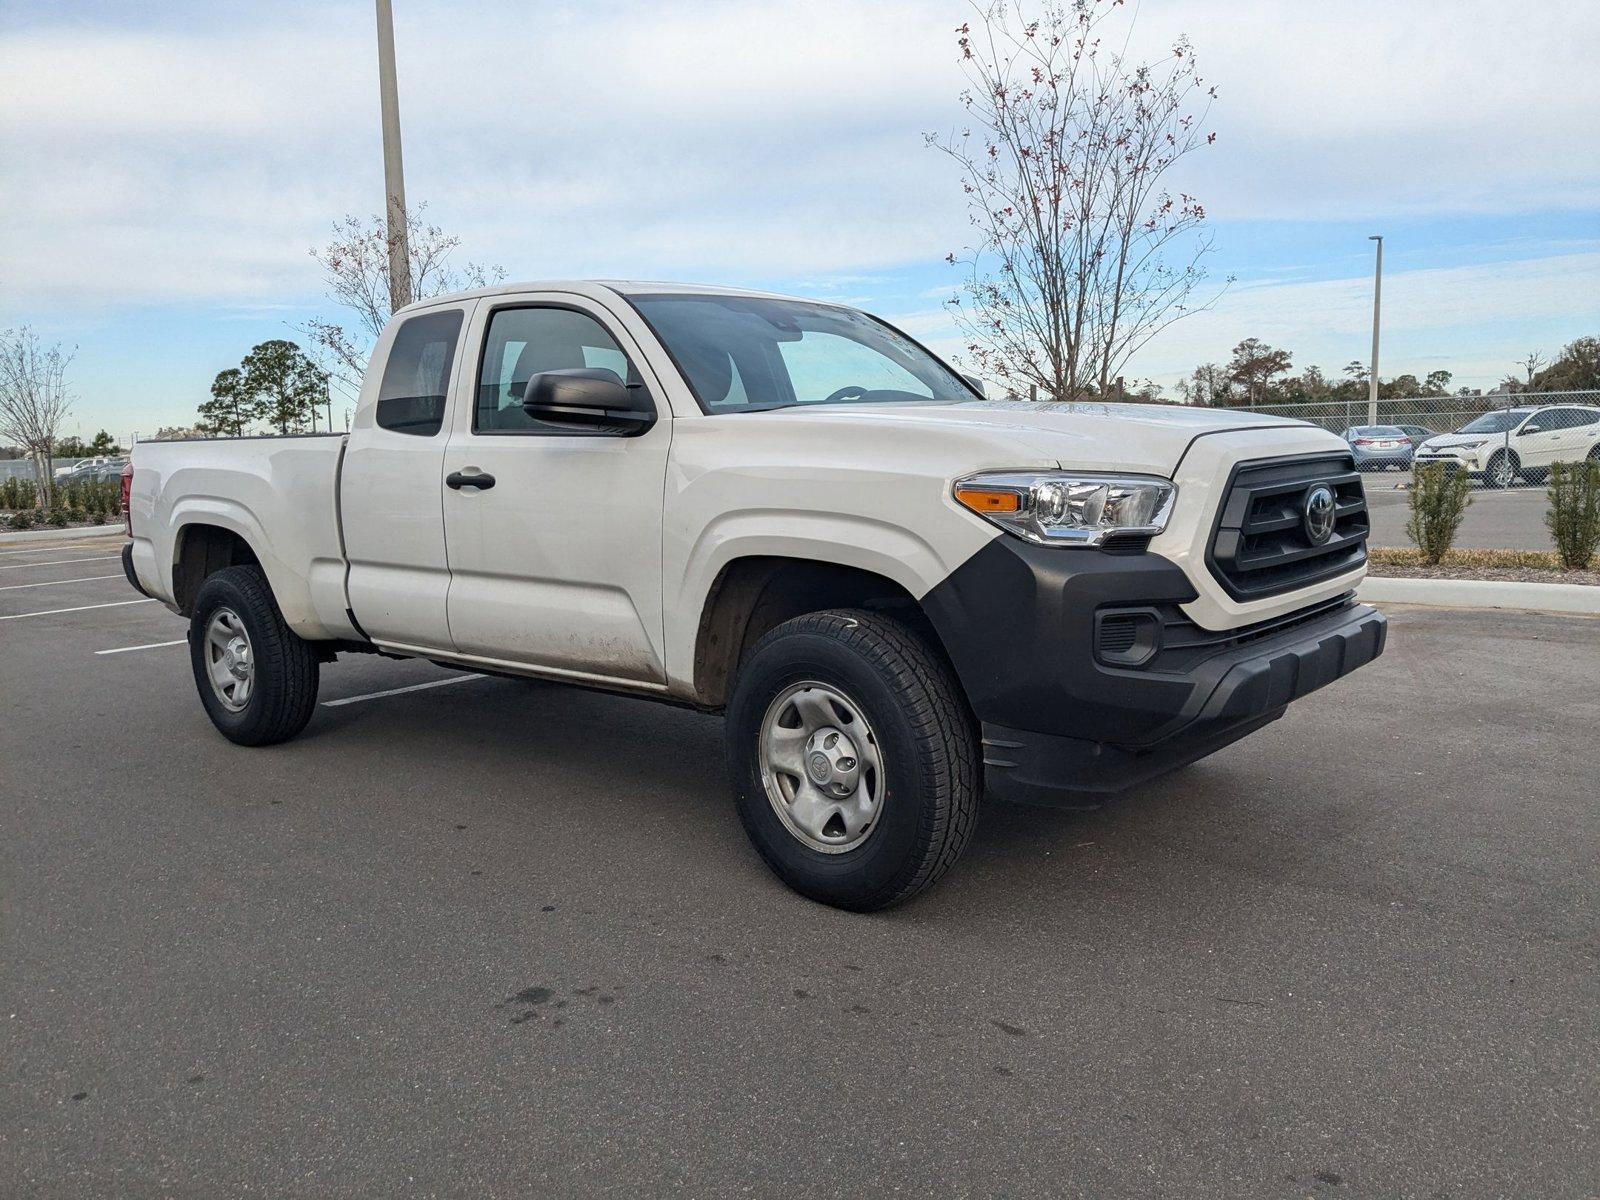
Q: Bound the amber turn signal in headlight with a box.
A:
[951,485,1021,513]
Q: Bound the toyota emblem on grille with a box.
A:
[1303,484,1337,545]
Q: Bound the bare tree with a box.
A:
[305,204,504,398]
[1519,350,1546,387]
[0,327,75,508]
[930,0,1223,400]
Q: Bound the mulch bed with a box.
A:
[1367,563,1600,586]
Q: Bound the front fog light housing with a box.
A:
[954,471,1176,546]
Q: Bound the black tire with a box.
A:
[1588,444,1600,463]
[1484,449,1519,489]
[189,565,319,746]
[726,609,980,912]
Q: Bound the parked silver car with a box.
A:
[1340,425,1429,471]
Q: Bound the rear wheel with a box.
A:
[189,565,319,746]
[726,609,979,911]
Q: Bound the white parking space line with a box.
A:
[0,598,156,621]
[95,638,187,656]
[322,675,482,707]
[0,555,121,570]
[0,573,123,591]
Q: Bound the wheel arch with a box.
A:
[172,521,263,616]
[690,555,956,710]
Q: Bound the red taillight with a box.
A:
[1353,438,1375,446]
[121,461,133,536]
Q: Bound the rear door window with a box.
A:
[375,309,464,437]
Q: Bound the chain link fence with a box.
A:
[1228,389,1600,490]
[1222,389,1600,553]
[0,457,81,482]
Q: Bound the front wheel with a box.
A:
[189,565,320,746]
[726,610,980,911]
[1485,450,1519,489]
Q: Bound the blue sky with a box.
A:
[2,0,1597,443]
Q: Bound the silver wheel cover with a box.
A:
[204,607,255,713]
[758,681,885,854]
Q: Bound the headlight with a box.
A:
[953,471,1176,546]
[1455,439,1487,449]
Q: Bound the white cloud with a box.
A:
[1127,0,1600,218]
[0,0,967,310]
[4,0,1597,316]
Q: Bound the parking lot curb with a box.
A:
[1359,575,1600,616]
[0,522,123,545]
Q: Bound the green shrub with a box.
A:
[1406,463,1473,565]
[10,508,36,530]
[1545,460,1600,570]
[46,507,70,528]
[0,477,39,511]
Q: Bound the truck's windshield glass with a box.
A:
[628,294,974,412]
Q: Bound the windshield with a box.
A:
[628,294,975,412]
[1458,410,1533,434]
[1350,426,1404,437]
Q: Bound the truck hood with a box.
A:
[754,399,1313,476]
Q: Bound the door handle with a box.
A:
[446,470,496,491]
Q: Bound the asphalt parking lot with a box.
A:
[1365,484,1555,551]
[2,532,1596,1198]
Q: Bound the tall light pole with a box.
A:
[1367,234,1383,427]
[375,0,412,315]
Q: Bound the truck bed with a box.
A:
[127,434,359,641]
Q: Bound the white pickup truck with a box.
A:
[125,281,1385,910]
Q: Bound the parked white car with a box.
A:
[55,455,113,480]
[125,281,1386,909]
[1414,403,1600,487]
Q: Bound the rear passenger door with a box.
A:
[340,304,472,652]
[439,295,672,685]
[1552,407,1600,466]
[1519,408,1587,469]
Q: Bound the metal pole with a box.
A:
[1367,235,1383,427]
[375,0,412,314]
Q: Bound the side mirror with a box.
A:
[1519,423,1541,435]
[522,368,656,436]
[962,373,987,398]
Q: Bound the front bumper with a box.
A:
[981,600,1386,804]
[1414,451,1484,474]
[919,539,1387,807]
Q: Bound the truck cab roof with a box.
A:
[394,279,816,316]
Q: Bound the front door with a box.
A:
[440,296,671,686]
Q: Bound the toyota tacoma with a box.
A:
[124,281,1385,910]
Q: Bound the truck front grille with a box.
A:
[1207,454,1368,601]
